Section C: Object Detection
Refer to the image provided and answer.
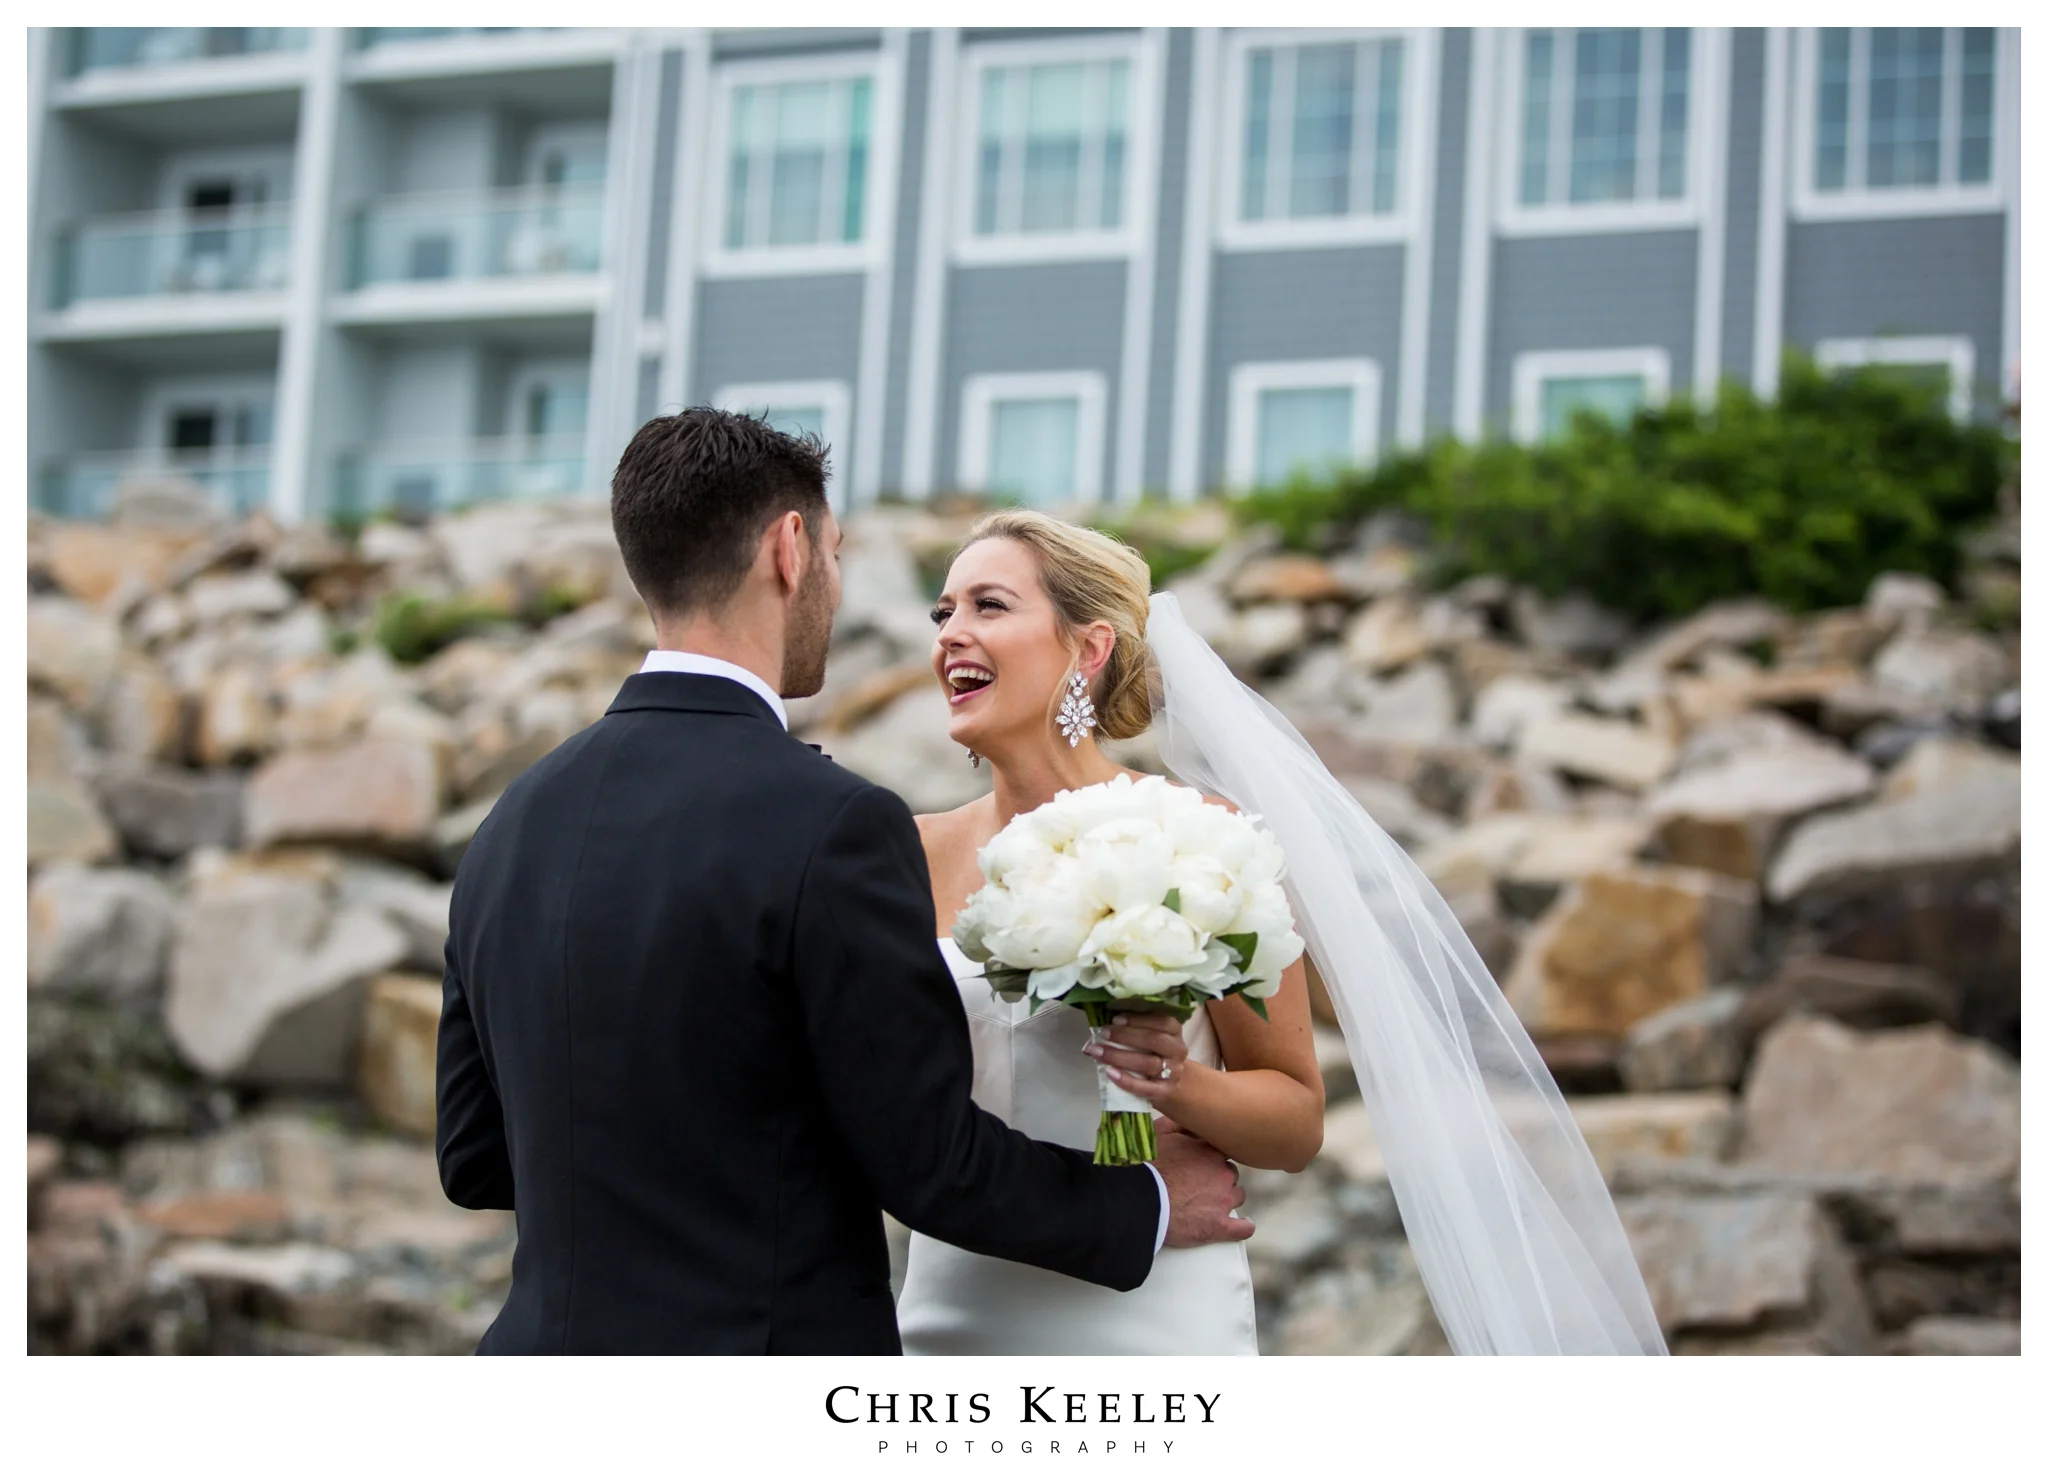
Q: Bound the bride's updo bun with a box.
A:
[957,509,1155,741]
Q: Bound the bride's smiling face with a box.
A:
[930,538,1087,756]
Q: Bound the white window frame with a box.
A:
[1224,358,1382,490]
[1789,27,2008,222]
[1511,346,1672,442]
[1813,335,1976,420]
[957,370,1110,505]
[137,373,278,453]
[710,378,855,498]
[950,32,1162,267]
[1495,27,1723,237]
[699,48,902,279]
[1216,29,1432,252]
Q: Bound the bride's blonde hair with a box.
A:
[955,509,1156,741]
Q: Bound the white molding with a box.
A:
[712,377,855,500]
[1224,357,1382,491]
[1395,28,1440,448]
[660,32,712,413]
[1452,27,1498,439]
[1999,27,2020,402]
[900,28,959,498]
[37,294,292,341]
[697,46,902,281]
[137,372,278,453]
[270,27,344,525]
[1511,346,1671,443]
[949,31,1156,268]
[958,370,1109,505]
[1495,27,1720,239]
[1813,335,1976,420]
[330,277,606,325]
[1752,26,1790,399]
[1214,28,1432,254]
[344,28,624,83]
[1113,28,1170,504]
[588,34,661,491]
[851,28,910,506]
[52,47,311,108]
[1166,27,1222,501]
[1692,29,1731,406]
[1788,27,2008,223]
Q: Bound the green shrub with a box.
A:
[371,591,515,665]
[1236,355,2015,621]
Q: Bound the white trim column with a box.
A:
[1751,27,1791,399]
[1112,28,1170,504]
[271,25,345,524]
[900,27,960,499]
[588,30,664,488]
[659,30,712,414]
[851,28,911,506]
[1999,27,2020,403]
[1692,28,1732,406]
[1166,26,1221,500]
[1451,27,1498,439]
[1394,28,1441,448]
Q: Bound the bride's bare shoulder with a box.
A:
[913,798,986,850]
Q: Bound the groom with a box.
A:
[436,409,1252,1354]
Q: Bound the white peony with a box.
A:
[1167,849,1245,936]
[1072,816,1174,915]
[1228,879,1305,997]
[975,852,1102,969]
[1079,905,1213,998]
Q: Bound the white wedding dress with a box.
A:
[895,937,1260,1355]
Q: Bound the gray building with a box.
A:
[26,26,2021,523]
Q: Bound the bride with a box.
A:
[896,510,1666,1357]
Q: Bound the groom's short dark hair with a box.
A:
[610,407,832,618]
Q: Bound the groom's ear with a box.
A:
[766,510,807,596]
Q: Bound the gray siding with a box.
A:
[1141,28,1195,494]
[691,275,866,406]
[1203,246,1406,490]
[1423,29,1472,437]
[1782,216,2007,390]
[935,261,1129,492]
[1718,29,1767,390]
[1487,233,1699,430]
[878,29,931,494]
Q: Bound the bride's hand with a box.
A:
[1083,1011,1190,1106]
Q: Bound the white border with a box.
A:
[1214,28,1432,252]
[957,369,1108,504]
[1813,334,1976,420]
[1495,27,1724,237]
[698,46,903,280]
[1788,26,2007,222]
[1510,346,1671,442]
[1224,357,1382,491]
[949,31,1158,267]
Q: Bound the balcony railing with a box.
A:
[348,185,605,289]
[330,437,588,521]
[69,28,309,77]
[38,452,272,521]
[53,205,292,307]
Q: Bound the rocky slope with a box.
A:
[26,489,2020,1356]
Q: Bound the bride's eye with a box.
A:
[976,597,1008,613]
[929,606,953,626]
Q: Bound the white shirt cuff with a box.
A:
[1145,1162,1169,1254]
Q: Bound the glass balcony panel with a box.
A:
[350,186,606,288]
[38,451,271,521]
[329,438,588,522]
[56,207,292,306]
[71,28,309,76]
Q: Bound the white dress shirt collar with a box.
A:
[638,650,789,731]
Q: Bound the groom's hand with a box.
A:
[1153,1129,1253,1248]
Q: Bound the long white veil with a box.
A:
[1147,591,1667,1355]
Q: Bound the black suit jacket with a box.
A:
[435,671,1160,1353]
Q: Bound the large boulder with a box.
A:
[1467,674,1570,750]
[95,765,244,859]
[243,738,445,860]
[1617,988,1745,1093]
[1516,712,1676,791]
[41,522,206,608]
[184,569,297,627]
[1645,746,1877,880]
[1566,1092,1737,1178]
[1228,553,1350,606]
[28,864,178,1001]
[1352,659,1459,744]
[1766,772,2019,906]
[1505,865,1757,1039]
[1729,955,1955,1058]
[358,974,443,1139]
[335,859,452,974]
[1738,1017,2019,1182]
[1621,597,1788,673]
[1877,734,2020,802]
[165,855,412,1087]
[27,596,124,709]
[193,664,277,767]
[28,781,120,868]
[1869,626,2014,711]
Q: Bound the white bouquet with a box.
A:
[951,773,1306,1165]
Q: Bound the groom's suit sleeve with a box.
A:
[436,946,515,1210]
[791,783,1160,1293]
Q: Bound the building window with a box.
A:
[959,372,1109,506]
[712,380,853,507]
[1226,360,1381,490]
[1813,336,1975,420]
[1511,348,1671,442]
[1797,29,2002,217]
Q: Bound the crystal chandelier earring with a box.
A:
[1057,670,1097,747]
[967,750,981,769]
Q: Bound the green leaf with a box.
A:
[1239,992,1271,1022]
[1216,932,1258,970]
[1163,888,1182,915]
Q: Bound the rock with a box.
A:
[1618,1190,1876,1353]
[1568,1092,1736,1178]
[1892,1316,2020,1356]
[1327,545,1420,602]
[1336,775,1453,850]
[1811,874,2018,1055]
[1228,554,1349,606]
[1852,715,1957,769]
[1623,597,1788,673]
[1467,674,1570,750]
[359,974,443,1139]
[94,658,184,765]
[336,861,451,974]
[29,696,97,782]
[1509,589,1632,660]
[1645,746,1877,880]
[430,793,500,875]
[1214,601,1311,673]
[1766,772,2019,906]
[95,765,244,859]
[28,780,121,868]
[1340,594,1477,675]
[28,996,223,1145]
[1675,711,1835,773]
[1516,712,1675,791]
[137,1190,293,1243]
[832,515,934,652]
[1496,815,1654,915]
[160,1240,357,1298]
[1270,1255,1437,1356]
[1353,659,1459,743]
[815,661,937,734]
[27,596,126,709]
[1316,1100,1388,1185]
[1878,734,2020,802]
[1983,686,2019,749]
[1505,865,1758,1040]
[1739,1017,2018,1183]
[824,686,991,816]
[194,665,276,767]
[28,864,178,1001]
[1731,956,1955,1060]
[1870,627,2014,711]
[165,861,412,1086]
[43,523,204,608]
[244,739,445,859]
[1865,572,1945,621]
[185,569,297,626]
[1618,989,1745,1092]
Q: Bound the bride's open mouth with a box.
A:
[946,663,995,706]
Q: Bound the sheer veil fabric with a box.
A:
[1147,592,1668,1355]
